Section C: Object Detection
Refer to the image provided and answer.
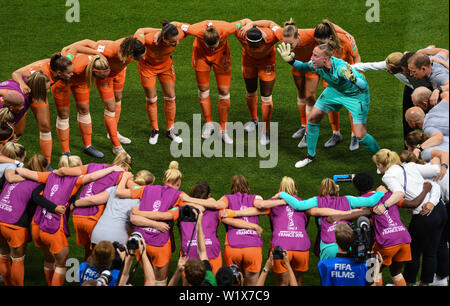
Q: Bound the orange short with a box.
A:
[138,62,175,88]
[372,242,412,266]
[209,253,223,275]
[0,223,28,248]
[271,249,310,274]
[72,215,100,248]
[191,49,231,74]
[195,70,231,88]
[95,68,127,101]
[32,222,68,255]
[242,61,276,82]
[143,238,172,268]
[52,81,90,109]
[224,245,262,273]
[292,67,319,79]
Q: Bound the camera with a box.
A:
[228,264,242,285]
[96,270,113,286]
[179,205,200,222]
[113,241,125,253]
[349,216,372,263]
[272,245,285,260]
[126,232,144,251]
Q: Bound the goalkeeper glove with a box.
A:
[277,42,295,64]
[340,63,357,84]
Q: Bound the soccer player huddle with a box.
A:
[0,16,448,287]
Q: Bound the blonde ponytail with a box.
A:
[26,70,50,102]
[372,149,401,171]
[134,170,155,186]
[0,142,26,160]
[319,178,340,197]
[163,160,182,184]
[112,151,132,170]
[26,154,49,172]
[57,155,82,169]
[278,176,297,196]
[86,55,110,88]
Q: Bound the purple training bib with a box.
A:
[270,196,311,251]
[73,163,122,217]
[134,185,182,247]
[33,173,78,235]
[0,180,41,225]
[225,192,262,248]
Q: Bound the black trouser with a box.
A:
[404,201,448,284]
[402,85,415,144]
[436,203,449,279]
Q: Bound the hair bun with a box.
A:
[168,160,179,170]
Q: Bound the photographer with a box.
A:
[256,250,298,286]
[79,241,122,286]
[168,208,217,286]
[118,234,156,286]
[317,223,382,286]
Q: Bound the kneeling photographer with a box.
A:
[79,240,123,286]
[317,221,382,286]
[117,232,156,286]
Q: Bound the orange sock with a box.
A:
[104,112,120,147]
[10,257,25,286]
[0,256,12,286]
[394,279,406,286]
[115,101,122,124]
[77,113,92,147]
[164,98,176,130]
[43,265,55,286]
[39,132,52,163]
[246,93,258,121]
[51,268,66,286]
[261,97,273,132]
[348,112,355,135]
[56,128,70,153]
[393,275,407,286]
[298,104,307,127]
[199,92,212,123]
[218,95,230,131]
[328,110,340,133]
[146,98,159,130]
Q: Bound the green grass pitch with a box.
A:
[0,0,448,286]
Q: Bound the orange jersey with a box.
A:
[24,59,59,86]
[59,50,92,85]
[183,20,239,58]
[333,32,359,64]
[94,38,133,77]
[137,26,186,72]
[235,27,279,65]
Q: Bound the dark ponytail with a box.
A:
[50,53,72,73]
[160,19,179,41]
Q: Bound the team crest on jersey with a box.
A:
[50,185,59,197]
[153,200,161,211]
